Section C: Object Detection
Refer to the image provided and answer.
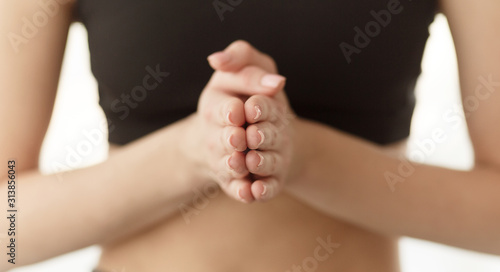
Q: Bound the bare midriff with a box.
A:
[97,140,406,272]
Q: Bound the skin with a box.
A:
[1,0,499,271]
[283,0,500,255]
[0,1,283,268]
[97,42,401,272]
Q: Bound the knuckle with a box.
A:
[222,127,230,141]
[270,131,277,148]
[240,65,260,76]
[252,94,267,104]
[271,128,278,147]
[235,169,248,178]
[270,153,278,173]
[225,97,242,114]
[201,108,212,122]
[229,126,241,139]
[216,164,232,182]
[246,95,264,110]
[232,40,252,53]
[207,160,218,174]
[269,178,279,189]
[207,137,217,152]
[226,96,240,106]
[239,66,261,86]
[209,70,224,85]
[218,174,231,186]
[275,178,284,190]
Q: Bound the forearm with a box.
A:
[0,118,202,268]
[287,119,500,255]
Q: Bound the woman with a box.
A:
[1,0,499,271]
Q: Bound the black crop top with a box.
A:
[76,0,437,145]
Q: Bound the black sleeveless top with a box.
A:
[76,0,437,145]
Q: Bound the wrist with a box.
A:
[175,114,211,187]
[287,117,316,185]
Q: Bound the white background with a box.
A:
[10,15,500,272]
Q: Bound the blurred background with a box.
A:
[10,14,500,272]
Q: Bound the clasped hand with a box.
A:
[184,40,305,203]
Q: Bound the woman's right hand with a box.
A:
[181,43,286,203]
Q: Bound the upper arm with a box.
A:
[441,0,500,169]
[0,0,75,176]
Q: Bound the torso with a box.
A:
[97,141,405,272]
[76,1,436,270]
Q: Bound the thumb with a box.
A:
[207,40,278,74]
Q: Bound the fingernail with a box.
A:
[226,156,235,171]
[254,105,262,121]
[237,188,245,201]
[261,184,267,197]
[261,74,286,88]
[256,130,265,149]
[226,111,234,125]
[257,152,264,167]
[208,51,231,65]
[227,134,237,150]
